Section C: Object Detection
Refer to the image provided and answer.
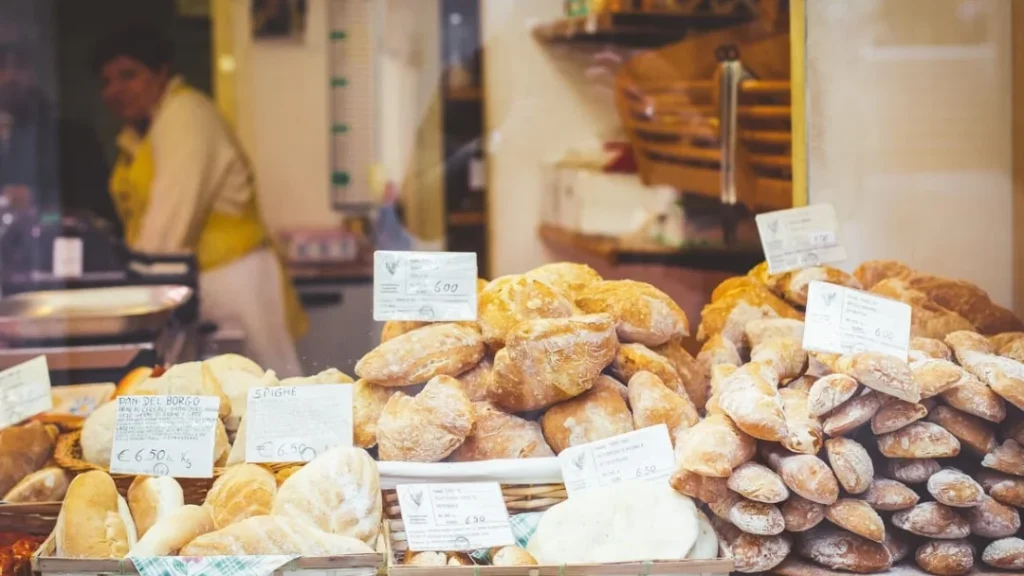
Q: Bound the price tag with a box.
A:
[245,385,353,463]
[52,237,84,278]
[109,395,220,478]
[558,424,675,497]
[755,204,847,274]
[0,356,52,431]
[803,281,912,361]
[396,482,514,551]
[373,251,478,322]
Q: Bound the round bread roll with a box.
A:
[877,422,961,459]
[807,374,859,418]
[541,376,633,454]
[576,280,690,346]
[727,462,788,504]
[450,401,553,461]
[796,526,892,573]
[376,375,474,462]
[524,262,602,297]
[781,495,825,533]
[204,464,275,529]
[824,499,885,543]
[825,437,873,495]
[982,537,1024,569]
[491,546,538,566]
[863,478,919,511]
[887,458,941,484]
[927,468,985,507]
[916,540,974,576]
[477,275,575,348]
[892,502,971,539]
[965,495,1020,539]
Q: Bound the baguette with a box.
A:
[927,405,998,455]
[807,374,859,417]
[477,275,574,349]
[877,421,961,459]
[982,439,1024,476]
[863,478,919,511]
[576,280,689,346]
[674,413,756,477]
[824,437,873,495]
[727,462,789,504]
[835,351,920,402]
[355,323,485,387]
[892,502,971,539]
[926,468,985,507]
[781,495,825,532]
[915,540,975,576]
[824,498,885,543]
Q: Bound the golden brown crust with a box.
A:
[916,540,975,576]
[926,468,985,507]
[781,495,825,533]
[807,374,860,417]
[824,437,873,495]
[762,444,839,505]
[870,278,976,339]
[376,376,475,462]
[59,471,130,559]
[477,276,575,349]
[626,371,699,441]
[540,377,633,454]
[863,478,920,511]
[668,468,729,504]
[955,352,1024,411]
[911,359,964,399]
[0,421,55,497]
[978,471,1024,507]
[982,439,1024,476]
[380,321,430,343]
[835,352,920,403]
[982,537,1024,569]
[2,467,69,503]
[523,262,602,297]
[697,282,801,343]
[824,498,885,543]
[713,517,792,574]
[674,413,756,477]
[727,498,785,536]
[910,337,953,361]
[822,391,885,437]
[906,273,1024,335]
[711,275,760,302]
[576,280,689,346]
[204,464,276,529]
[779,387,823,454]
[871,399,929,434]
[744,318,805,349]
[853,259,913,290]
[727,462,789,504]
[454,356,493,402]
[778,266,862,307]
[940,371,1007,423]
[965,495,1020,539]
[449,402,553,461]
[650,339,706,411]
[750,338,808,382]
[355,324,485,387]
[892,502,970,539]
[926,405,998,455]
[796,526,892,573]
[610,344,686,399]
[877,421,961,459]
[717,363,789,442]
[353,380,394,449]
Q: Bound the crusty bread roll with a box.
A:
[576,280,689,346]
[878,421,961,459]
[966,495,1020,539]
[57,471,130,559]
[80,400,118,467]
[978,470,1024,507]
[870,278,976,339]
[835,352,919,403]
[490,545,539,566]
[727,462,789,504]
[886,458,941,484]
[541,377,633,454]
[650,339,705,411]
[745,318,805,350]
[488,314,617,412]
[272,446,382,545]
[200,354,266,425]
[807,374,859,417]
[795,526,892,573]
[982,439,1024,476]
[825,498,885,543]
[355,323,485,387]
[376,375,474,462]
[863,478,919,511]
[670,469,729,504]
[204,464,275,529]
[712,517,791,574]
[773,266,862,308]
[724,496,785,536]
[822,391,886,437]
[910,359,963,399]
[380,320,429,343]
[675,413,756,477]
[893,502,971,539]
[129,504,214,557]
[750,338,807,382]
[871,399,928,435]
[127,476,184,538]
[477,275,575,349]
[354,379,394,449]
[0,421,56,497]
[824,437,873,495]
[404,551,473,566]
[450,402,553,461]
[910,336,953,361]
[697,282,801,346]
[611,343,687,400]
[940,371,1007,423]
[781,495,825,533]
[132,361,232,420]
[454,356,492,402]
[524,262,602,297]
[853,259,913,290]
[627,371,698,441]
[2,466,69,503]
[916,540,975,576]
[955,353,1024,412]
[779,387,822,454]
[927,468,984,508]
[279,367,355,387]
[982,537,1024,569]
[717,362,789,442]
[179,515,375,556]
[761,444,839,505]
[907,273,1024,335]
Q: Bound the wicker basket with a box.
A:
[53,430,219,503]
[383,484,566,520]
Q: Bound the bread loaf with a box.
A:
[910,337,953,361]
[893,502,971,539]
[911,359,965,399]
[978,470,1024,507]
[907,274,1024,335]
[200,354,266,425]
[179,515,375,556]
[717,362,789,441]
[926,405,998,455]
[713,518,791,573]
[490,546,539,566]
[927,468,985,507]
[272,446,382,544]
[824,437,873,494]
[354,380,395,449]
[2,466,69,503]
[750,338,807,382]
[669,469,729,504]
[627,371,698,441]
[524,262,602,297]
[0,421,55,496]
[204,464,275,529]
[57,471,130,559]
[807,374,859,417]
[863,478,919,511]
[886,458,941,484]
[727,462,789,504]
[477,276,575,349]
[542,376,633,454]
[132,361,232,419]
[915,540,975,576]
[781,495,825,532]
[728,498,785,536]
[650,339,706,410]
[762,445,839,505]
[779,387,823,454]
[871,399,929,434]
[982,439,1024,476]
[966,495,1020,538]
[129,504,214,557]
[981,537,1024,569]
[956,352,1024,411]
[355,323,485,387]
[823,390,886,437]
[825,498,885,543]
[450,402,553,461]
[576,280,689,346]
[796,526,892,573]
[745,318,805,349]
[854,259,913,290]
[454,356,492,402]
[380,320,429,343]
[675,413,756,477]
[835,352,920,402]
[870,278,976,339]
[127,476,184,538]
[488,314,617,412]
[611,344,687,399]
[998,337,1024,362]
[877,422,961,459]
[376,375,475,462]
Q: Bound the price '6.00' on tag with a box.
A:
[802,281,912,361]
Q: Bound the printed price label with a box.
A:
[559,424,675,496]
[0,356,52,431]
[396,482,514,551]
[373,251,478,322]
[52,237,83,278]
[755,204,847,274]
[245,385,353,463]
[109,395,220,478]
[803,281,912,361]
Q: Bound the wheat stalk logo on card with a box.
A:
[572,452,586,471]
[766,219,779,235]
[821,290,837,308]
[408,489,424,509]
[383,255,400,276]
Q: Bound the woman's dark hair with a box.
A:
[90,26,173,74]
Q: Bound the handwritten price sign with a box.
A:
[803,281,912,360]
[109,395,219,478]
[245,384,352,464]
[373,251,478,322]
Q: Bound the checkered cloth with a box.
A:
[469,512,543,562]
[133,555,297,576]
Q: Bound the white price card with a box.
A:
[803,281,912,361]
[373,251,478,322]
[559,424,675,497]
[52,237,83,278]
[0,356,52,431]
[755,204,847,274]
[396,482,514,552]
[245,385,353,463]
[109,395,220,478]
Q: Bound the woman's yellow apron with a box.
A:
[108,87,308,340]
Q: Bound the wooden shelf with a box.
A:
[539,223,763,273]
[532,11,754,48]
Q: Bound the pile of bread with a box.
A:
[0,421,70,504]
[672,260,1024,575]
[55,445,384,558]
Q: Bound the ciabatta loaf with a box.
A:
[204,464,276,529]
[57,471,131,559]
[376,375,474,462]
[179,515,375,556]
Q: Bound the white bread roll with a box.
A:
[2,467,70,503]
[271,446,382,545]
[686,510,720,560]
[279,368,354,386]
[129,505,214,557]
[179,515,374,556]
[204,464,276,529]
[57,471,131,559]
[491,546,538,566]
[202,356,274,431]
[127,476,184,538]
[118,495,138,548]
[132,362,232,419]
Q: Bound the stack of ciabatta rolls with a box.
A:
[675,260,1024,575]
[53,445,382,559]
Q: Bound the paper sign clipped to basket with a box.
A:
[0,356,51,431]
[396,482,515,552]
[245,384,353,463]
[558,424,675,497]
[373,251,478,322]
[755,203,847,274]
[802,281,912,361]
[109,395,219,478]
